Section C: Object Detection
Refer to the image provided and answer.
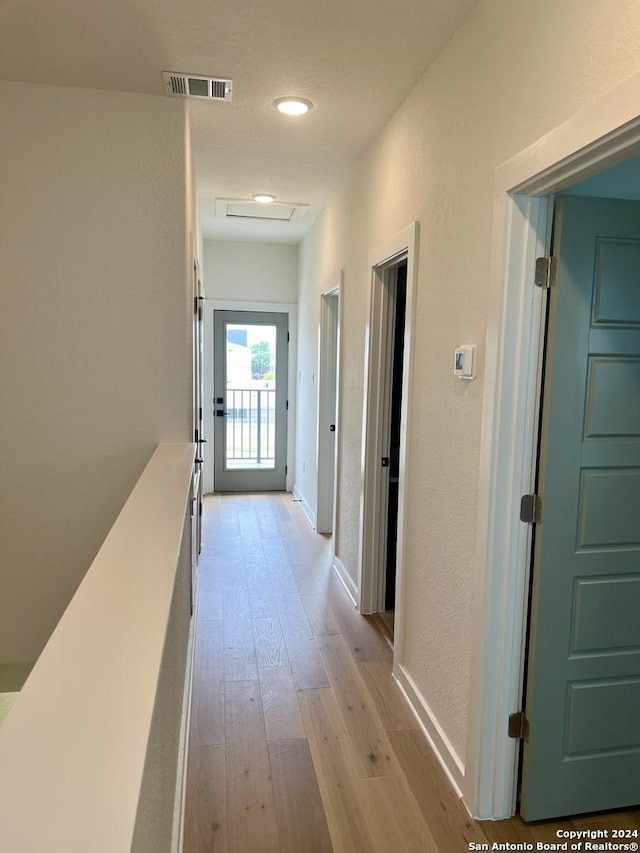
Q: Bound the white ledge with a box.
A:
[0,443,195,853]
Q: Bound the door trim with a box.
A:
[316,273,342,534]
[465,70,640,819]
[203,300,297,495]
[359,222,419,670]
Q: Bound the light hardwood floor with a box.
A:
[184,493,640,852]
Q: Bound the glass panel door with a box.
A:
[213,310,288,491]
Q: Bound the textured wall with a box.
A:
[0,82,191,663]
[295,0,640,763]
[203,239,298,304]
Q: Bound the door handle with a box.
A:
[329,424,336,432]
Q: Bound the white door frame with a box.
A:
[465,71,640,820]
[316,273,342,535]
[203,300,297,495]
[359,222,419,666]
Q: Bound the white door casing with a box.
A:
[359,221,419,671]
[316,274,342,535]
[203,300,297,495]
[465,70,640,820]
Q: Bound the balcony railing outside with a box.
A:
[226,388,275,467]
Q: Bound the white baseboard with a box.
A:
[393,663,465,798]
[332,556,358,607]
[292,485,317,529]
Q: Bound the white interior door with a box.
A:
[316,289,340,533]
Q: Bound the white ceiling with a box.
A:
[0,0,477,243]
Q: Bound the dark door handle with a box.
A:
[329,424,336,432]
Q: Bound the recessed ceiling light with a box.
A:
[274,97,313,116]
[252,193,277,204]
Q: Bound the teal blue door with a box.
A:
[521,196,640,820]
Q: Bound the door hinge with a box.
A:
[520,493,542,524]
[285,465,288,475]
[508,711,530,740]
[534,256,557,289]
[287,332,290,343]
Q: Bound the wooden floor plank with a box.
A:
[265,554,300,595]
[221,576,249,616]
[190,620,225,747]
[359,774,438,853]
[196,555,225,595]
[187,495,640,853]
[357,661,417,732]
[288,559,332,595]
[389,728,489,851]
[223,616,258,682]
[224,681,281,853]
[326,576,392,663]
[198,591,223,622]
[300,593,341,635]
[298,688,377,853]
[183,744,228,853]
[268,738,334,853]
[276,592,330,689]
[258,666,305,741]
[317,634,400,777]
[247,579,279,618]
[252,616,289,668]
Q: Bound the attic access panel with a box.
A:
[214,198,309,222]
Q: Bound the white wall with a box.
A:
[0,82,192,664]
[202,239,298,303]
[294,0,640,768]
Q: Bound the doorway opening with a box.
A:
[380,260,407,641]
[359,222,418,660]
[316,279,341,535]
[212,309,289,492]
[465,71,640,821]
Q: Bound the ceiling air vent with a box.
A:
[163,72,232,102]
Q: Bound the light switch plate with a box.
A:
[454,345,476,379]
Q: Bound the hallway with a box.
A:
[184,494,640,852]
